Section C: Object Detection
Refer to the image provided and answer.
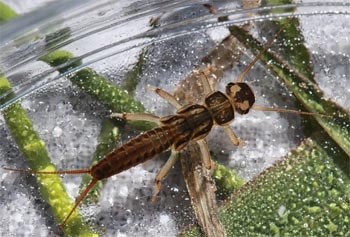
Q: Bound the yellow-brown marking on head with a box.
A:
[229,84,242,96]
[235,100,250,112]
[226,82,255,115]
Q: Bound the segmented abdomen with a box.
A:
[91,104,214,180]
[91,126,178,180]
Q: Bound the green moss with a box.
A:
[213,161,245,200]
[0,76,12,94]
[180,134,350,236]
[40,50,82,73]
[269,222,280,236]
[220,136,350,236]
[307,206,321,214]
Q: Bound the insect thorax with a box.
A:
[205,91,235,125]
[160,104,213,150]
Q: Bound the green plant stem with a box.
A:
[269,17,315,81]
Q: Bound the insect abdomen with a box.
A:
[91,104,215,180]
[91,127,176,180]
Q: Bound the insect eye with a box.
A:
[226,82,255,114]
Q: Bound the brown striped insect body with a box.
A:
[3,20,329,236]
[92,81,254,180]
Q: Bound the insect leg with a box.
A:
[145,85,181,109]
[194,64,219,96]
[198,70,214,94]
[223,125,246,147]
[152,149,179,202]
[111,112,161,124]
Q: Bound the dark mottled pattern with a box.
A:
[205,91,234,125]
[226,82,255,114]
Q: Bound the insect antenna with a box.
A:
[251,105,332,118]
[236,21,289,83]
[55,178,98,236]
[3,167,91,175]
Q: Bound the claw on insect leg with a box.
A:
[223,125,246,147]
[110,112,161,124]
[152,150,178,202]
[146,85,181,109]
